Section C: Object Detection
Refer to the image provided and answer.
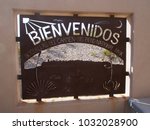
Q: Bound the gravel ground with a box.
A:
[24,43,123,69]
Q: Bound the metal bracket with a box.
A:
[73,14,78,17]
[110,15,115,29]
[74,95,79,100]
[125,72,130,76]
[110,15,115,18]
[36,98,42,102]
[126,37,130,42]
[16,37,20,42]
[109,92,114,97]
[17,75,22,80]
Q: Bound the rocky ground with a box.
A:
[24,43,123,69]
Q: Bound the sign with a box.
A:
[19,15,127,100]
